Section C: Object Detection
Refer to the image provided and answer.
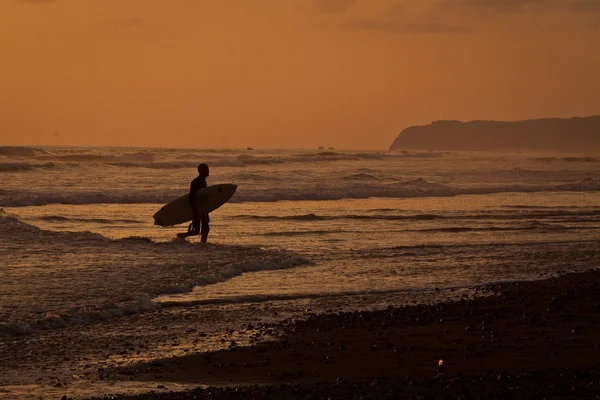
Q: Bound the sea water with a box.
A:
[1,146,600,398]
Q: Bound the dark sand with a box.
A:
[91,270,600,399]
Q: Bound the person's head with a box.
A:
[197,163,209,177]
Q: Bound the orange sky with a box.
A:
[1,0,599,149]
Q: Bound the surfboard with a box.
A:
[153,184,237,227]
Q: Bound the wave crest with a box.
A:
[0,146,53,157]
[3,177,600,207]
[0,162,58,172]
[343,173,380,180]
[530,156,599,163]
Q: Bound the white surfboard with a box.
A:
[153,184,237,227]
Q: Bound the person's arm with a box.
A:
[189,180,197,206]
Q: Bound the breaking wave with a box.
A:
[235,209,600,223]
[255,224,589,237]
[235,213,445,222]
[0,210,311,338]
[38,215,143,224]
[37,151,157,163]
[0,152,404,170]
[408,224,574,233]
[343,173,380,181]
[530,156,599,163]
[1,178,599,207]
[557,178,600,191]
[0,162,58,172]
[108,161,196,169]
[262,229,348,236]
[0,146,54,157]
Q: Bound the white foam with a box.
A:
[2,177,600,207]
[0,211,311,337]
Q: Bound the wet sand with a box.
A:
[92,269,600,399]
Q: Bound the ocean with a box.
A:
[1,146,599,398]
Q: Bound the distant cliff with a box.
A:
[390,116,600,153]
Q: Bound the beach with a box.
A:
[86,268,600,399]
[1,146,599,399]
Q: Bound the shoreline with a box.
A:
[90,268,600,399]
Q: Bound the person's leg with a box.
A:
[200,214,210,243]
[190,213,200,235]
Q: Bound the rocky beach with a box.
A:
[87,269,600,399]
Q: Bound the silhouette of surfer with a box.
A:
[187,163,210,242]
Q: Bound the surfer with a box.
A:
[188,163,210,242]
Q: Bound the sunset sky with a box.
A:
[1,0,599,149]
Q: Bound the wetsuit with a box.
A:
[189,175,210,241]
